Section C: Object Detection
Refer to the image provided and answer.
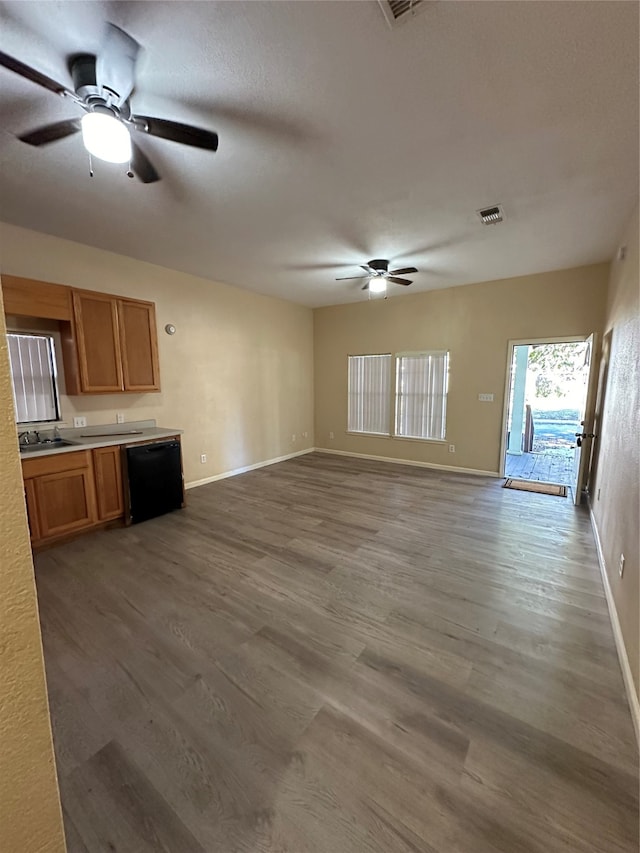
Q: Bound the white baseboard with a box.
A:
[314,447,500,478]
[185,447,314,490]
[589,503,640,747]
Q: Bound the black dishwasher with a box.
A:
[126,441,184,524]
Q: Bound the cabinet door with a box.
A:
[24,479,41,543]
[73,290,124,392]
[118,299,161,391]
[34,467,97,540]
[93,446,124,520]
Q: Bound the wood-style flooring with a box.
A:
[34,452,639,853]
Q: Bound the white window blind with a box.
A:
[348,354,391,435]
[7,333,60,424]
[395,351,448,440]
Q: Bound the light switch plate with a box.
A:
[73,416,87,428]
[478,393,494,402]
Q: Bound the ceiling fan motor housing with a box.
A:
[70,54,99,100]
[367,259,390,272]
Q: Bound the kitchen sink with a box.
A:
[19,439,77,454]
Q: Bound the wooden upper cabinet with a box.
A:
[73,290,123,392]
[71,290,160,394]
[1,275,72,321]
[0,277,161,395]
[118,299,160,391]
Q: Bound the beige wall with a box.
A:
[591,204,639,702]
[314,264,608,473]
[0,285,66,852]
[0,222,314,486]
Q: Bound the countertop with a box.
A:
[19,420,183,460]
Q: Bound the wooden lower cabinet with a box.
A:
[23,479,41,542]
[22,448,119,547]
[93,446,124,520]
[22,438,179,546]
[34,467,97,540]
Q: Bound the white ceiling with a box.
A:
[0,1,637,307]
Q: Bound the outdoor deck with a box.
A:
[505,448,575,486]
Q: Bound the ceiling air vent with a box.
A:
[477,205,504,225]
[378,0,426,28]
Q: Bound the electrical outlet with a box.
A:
[449,444,455,453]
[200,454,207,464]
[116,413,125,424]
[73,416,87,428]
[292,434,296,442]
[302,431,308,439]
[478,393,494,402]
[329,431,335,439]
[619,554,625,578]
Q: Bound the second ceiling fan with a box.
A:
[336,259,418,292]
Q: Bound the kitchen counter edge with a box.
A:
[19,428,183,460]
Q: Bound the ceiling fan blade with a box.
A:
[96,23,140,106]
[130,142,160,184]
[336,275,370,280]
[387,277,412,286]
[0,50,71,96]
[18,119,81,146]
[132,116,219,151]
[389,267,418,276]
[360,265,375,274]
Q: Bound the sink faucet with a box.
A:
[18,431,33,446]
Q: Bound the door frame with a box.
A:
[498,335,590,479]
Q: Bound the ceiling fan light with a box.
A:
[81,112,131,164]
[369,278,387,294]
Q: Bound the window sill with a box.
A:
[17,420,64,428]
[345,431,447,445]
[346,431,391,438]
[394,435,448,445]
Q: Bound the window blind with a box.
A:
[347,354,392,434]
[8,333,59,424]
[395,351,448,440]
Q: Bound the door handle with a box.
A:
[575,432,596,447]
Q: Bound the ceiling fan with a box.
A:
[0,23,219,183]
[336,259,418,292]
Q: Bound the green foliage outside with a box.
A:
[528,342,587,399]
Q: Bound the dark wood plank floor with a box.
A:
[34,452,638,853]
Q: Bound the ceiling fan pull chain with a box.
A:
[88,152,94,178]
[127,157,134,179]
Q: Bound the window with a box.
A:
[347,350,449,440]
[7,333,60,424]
[347,354,392,435]
[395,352,448,440]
